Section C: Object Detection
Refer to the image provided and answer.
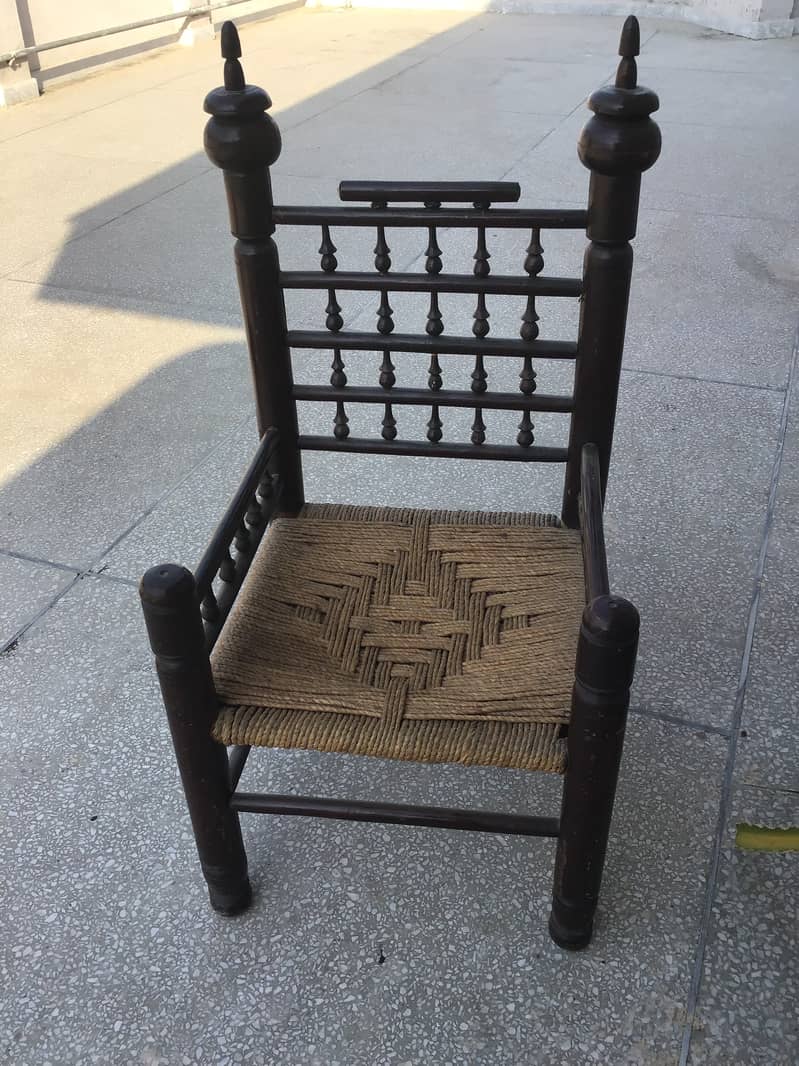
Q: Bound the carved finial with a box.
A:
[221,20,241,58]
[204,20,281,179]
[221,21,245,90]
[616,15,639,89]
[619,15,639,54]
[578,16,660,181]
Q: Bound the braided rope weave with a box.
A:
[212,505,585,773]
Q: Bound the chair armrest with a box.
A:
[579,443,610,603]
[195,428,280,647]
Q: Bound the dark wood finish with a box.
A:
[298,435,568,463]
[280,270,582,298]
[580,443,610,601]
[195,460,280,653]
[273,205,588,230]
[339,180,522,203]
[287,330,577,360]
[562,15,661,527]
[293,384,574,413]
[139,562,251,915]
[231,792,560,837]
[194,428,278,599]
[228,744,251,790]
[199,488,278,654]
[141,16,660,949]
[203,24,303,511]
[549,594,639,949]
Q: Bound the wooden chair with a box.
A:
[140,16,661,949]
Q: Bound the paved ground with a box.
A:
[1,8,798,1065]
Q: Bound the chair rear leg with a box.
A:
[140,564,251,915]
[549,595,639,950]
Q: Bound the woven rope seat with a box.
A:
[211,504,585,774]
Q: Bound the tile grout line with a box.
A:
[0,574,81,656]
[1,164,215,284]
[86,410,254,571]
[629,703,730,739]
[621,366,787,394]
[0,547,82,575]
[1,275,244,335]
[87,570,139,587]
[743,781,799,798]
[497,54,623,180]
[678,321,799,1066]
[278,18,494,137]
[0,411,254,654]
[0,567,139,657]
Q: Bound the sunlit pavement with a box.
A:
[1,9,797,1064]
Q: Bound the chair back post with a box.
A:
[562,16,660,528]
[204,22,304,511]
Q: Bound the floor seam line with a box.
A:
[621,366,788,393]
[280,41,449,135]
[677,321,799,1066]
[2,275,244,331]
[87,569,139,588]
[6,164,215,280]
[499,61,617,176]
[0,575,81,656]
[0,547,82,575]
[86,412,254,571]
[629,704,731,739]
[2,414,253,654]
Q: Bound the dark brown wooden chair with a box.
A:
[140,16,661,949]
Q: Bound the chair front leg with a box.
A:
[140,564,251,915]
[549,594,639,949]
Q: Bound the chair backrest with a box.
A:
[203,17,661,528]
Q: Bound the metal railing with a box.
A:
[0,1,292,67]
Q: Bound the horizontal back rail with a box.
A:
[281,271,583,298]
[293,385,574,414]
[299,436,568,463]
[273,205,588,230]
[287,330,578,360]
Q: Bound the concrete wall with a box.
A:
[307,0,797,36]
[0,0,298,99]
[19,0,191,80]
[0,0,37,104]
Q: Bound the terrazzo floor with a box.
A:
[1,8,797,1064]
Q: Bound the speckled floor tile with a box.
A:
[98,418,257,581]
[736,519,799,793]
[0,283,253,570]
[0,553,75,649]
[608,372,782,731]
[686,784,799,1066]
[369,51,612,118]
[2,9,797,1065]
[1,578,726,1065]
[280,91,558,186]
[506,102,799,226]
[0,150,207,275]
